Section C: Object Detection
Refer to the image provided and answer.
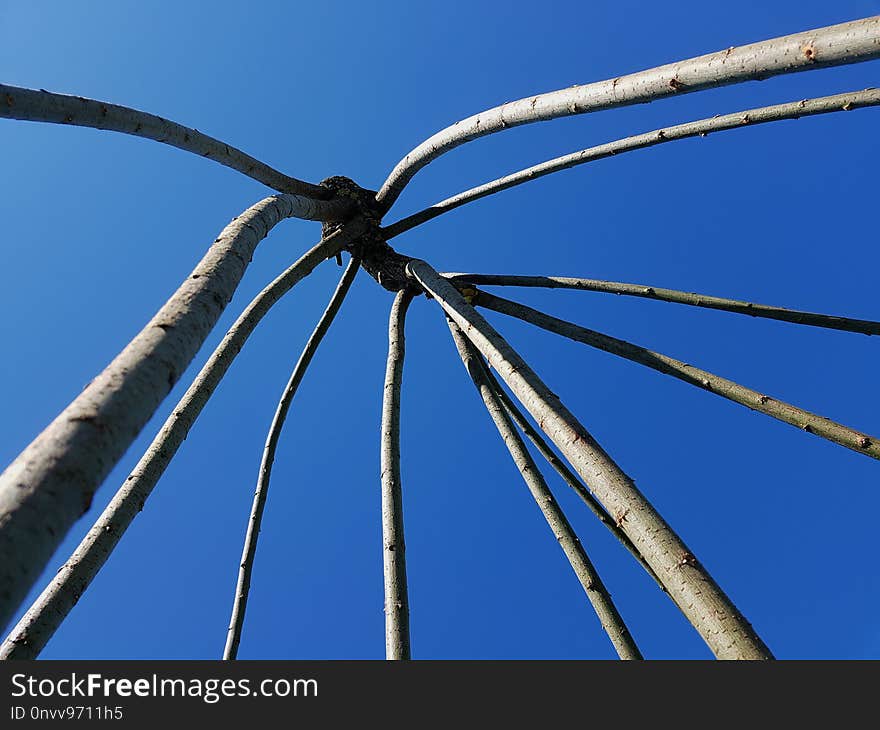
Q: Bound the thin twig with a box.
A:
[0,84,353,219]
[408,258,773,660]
[0,222,365,658]
[223,254,361,660]
[377,17,880,211]
[477,290,880,460]
[440,273,880,336]
[447,320,643,659]
[381,289,414,660]
[485,367,665,592]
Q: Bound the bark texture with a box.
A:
[477,291,880,460]
[223,254,360,660]
[408,259,773,660]
[487,369,664,592]
[384,88,880,238]
[0,221,365,654]
[448,321,642,659]
[0,84,353,219]
[442,274,880,336]
[377,17,880,210]
[320,176,415,291]
[381,290,413,660]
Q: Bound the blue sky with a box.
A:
[1,1,878,659]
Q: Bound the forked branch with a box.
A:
[0,84,352,219]
[377,16,880,210]
[384,88,880,238]
[381,290,414,660]
[447,321,642,659]
[408,259,772,659]
[0,222,366,657]
[442,274,880,336]
[476,291,880,460]
[223,254,361,660]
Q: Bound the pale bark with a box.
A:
[408,259,773,660]
[441,274,880,336]
[377,17,880,211]
[223,254,360,661]
[0,220,365,654]
[384,88,880,238]
[448,321,642,659]
[487,369,664,592]
[381,290,413,660]
[0,84,352,220]
[477,291,880,460]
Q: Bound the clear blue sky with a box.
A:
[1,1,878,659]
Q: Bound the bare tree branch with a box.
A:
[381,289,414,660]
[447,320,643,659]
[408,259,773,660]
[377,17,880,211]
[440,273,880,336]
[0,221,366,654]
[384,88,880,237]
[0,84,354,219]
[485,367,665,593]
[223,254,361,660]
[476,290,880,460]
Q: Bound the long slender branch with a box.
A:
[0,84,352,219]
[381,289,414,660]
[447,321,642,659]
[223,254,361,661]
[486,367,665,592]
[377,17,880,211]
[477,291,880,460]
[0,222,365,657]
[441,274,880,336]
[408,259,773,660]
[384,88,880,237]
[0,196,355,633]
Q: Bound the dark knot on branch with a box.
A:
[320,176,416,293]
[319,175,383,227]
